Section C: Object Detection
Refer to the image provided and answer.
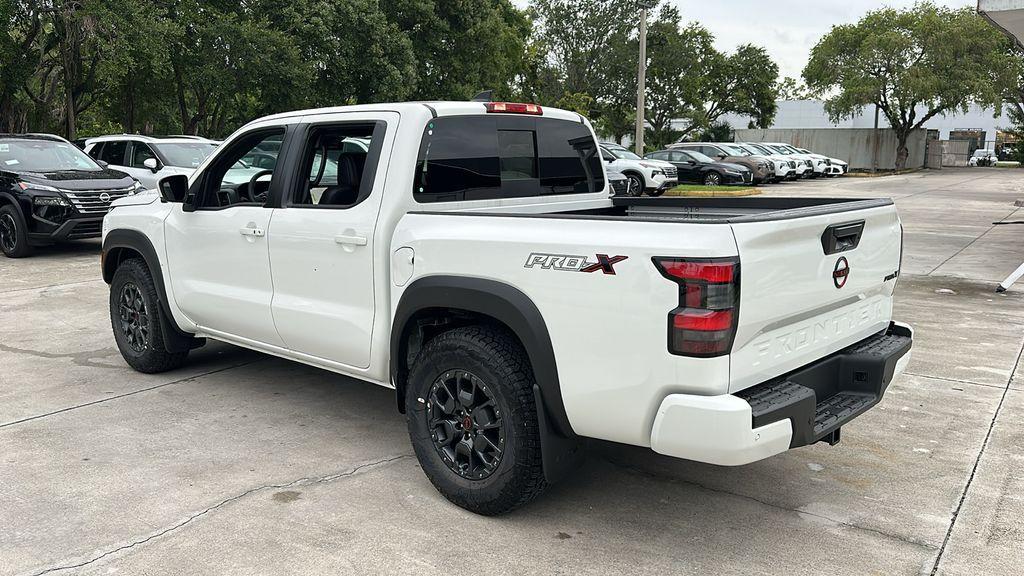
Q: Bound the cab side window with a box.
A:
[193,130,284,209]
[292,125,378,208]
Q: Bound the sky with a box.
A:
[513,0,977,80]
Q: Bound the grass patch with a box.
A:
[665,185,760,197]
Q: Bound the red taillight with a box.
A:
[484,102,543,115]
[673,309,733,331]
[658,260,734,283]
[654,257,739,358]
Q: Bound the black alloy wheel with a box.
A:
[427,370,505,480]
[118,282,150,353]
[0,212,17,254]
[0,206,30,258]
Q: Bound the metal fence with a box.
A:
[734,128,928,171]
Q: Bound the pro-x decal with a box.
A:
[524,253,628,275]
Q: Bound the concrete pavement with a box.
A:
[1,168,1022,575]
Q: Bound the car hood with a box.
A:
[14,168,136,191]
[637,158,676,169]
[111,189,160,208]
[709,161,749,172]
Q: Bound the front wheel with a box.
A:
[110,258,190,373]
[406,326,546,515]
[703,172,722,186]
[625,174,644,197]
[0,205,32,258]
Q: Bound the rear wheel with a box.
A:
[406,326,546,515]
[110,258,189,373]
[703,172,722,186]
[0,205,32,258]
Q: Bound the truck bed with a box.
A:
[413,196,894,224]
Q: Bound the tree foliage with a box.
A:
[643,6,777,150]
[775,76,818,101]
[804,1,1017,169]
[2,0,783,145]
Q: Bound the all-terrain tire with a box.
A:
[406,325,546,515]
[0,205,32,258]
[109,258,189,373]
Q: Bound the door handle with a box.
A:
[239,226,265,237]
[334,234,367,246]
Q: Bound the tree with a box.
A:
[642,7,778,149]
[644,8,713,149]
[804,2,1017,170]
[527,0,639,118]
[382,0,530,101]
[776,76,817,101]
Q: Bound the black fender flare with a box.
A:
[391,276,582,482]
[0,191,28,221]
[102,229,195,353]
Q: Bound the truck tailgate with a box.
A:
[729,203,902,393]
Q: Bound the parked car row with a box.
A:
[598,139,849,197]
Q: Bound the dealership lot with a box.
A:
[1,168,1022,575]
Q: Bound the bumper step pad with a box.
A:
[735,323,912,449]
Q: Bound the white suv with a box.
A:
[83,135,270,190]
[600,143,677,196]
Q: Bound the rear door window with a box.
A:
[414,115,603,202]
[97,141,128,165]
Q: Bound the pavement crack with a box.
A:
[927,336,1024,575]
[599,456,937,551]
[903,372,1007,390]
[0,359,261,430]
[24,454,413,576]
[926,206,1022,276]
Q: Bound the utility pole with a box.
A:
[634,2,654,155]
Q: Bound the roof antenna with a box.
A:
[471,90,494,102]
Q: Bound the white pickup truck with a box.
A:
[101,101,913,515]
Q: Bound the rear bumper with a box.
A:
[650,321,913,466]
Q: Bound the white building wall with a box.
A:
[721,100,1013,142]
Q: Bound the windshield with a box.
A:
[0,139,101,172]
[747,144,774,155]
[686,150,716,163]
[722,145,750,156]
[607,147,642,160]
[153,142,218,168]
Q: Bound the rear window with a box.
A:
[413,115,604,202]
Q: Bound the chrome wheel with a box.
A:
[118,282,150,353]
[704,172,721,186]
[0,213,17,254]
[426,370,505,480]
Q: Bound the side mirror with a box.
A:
[143,157,160,172]
[717,154,727,160]
[97,160,109,169]
[158,173,189,204]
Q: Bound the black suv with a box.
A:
[0,134,141,257]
